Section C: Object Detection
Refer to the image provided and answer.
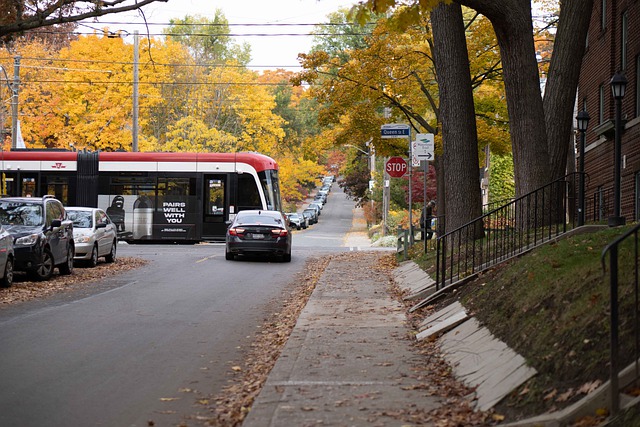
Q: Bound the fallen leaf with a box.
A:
[578,380,602,394]
[556,388,574,402]
[544,389,557,401]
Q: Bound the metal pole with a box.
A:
[11,56,20,150]
[609,245,620,415]
[578,129,586,226]
[609,95,625,226]
[132,31,139,152]
[408,132,413,245]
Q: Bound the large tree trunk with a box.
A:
[431,2,483,235]
[544,0,593,180]
[460,0,550,197]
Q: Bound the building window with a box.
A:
[636,172,640,221]
[599,84,605,124]
[637,55,640,118]
[622,11,628,70]
[601,0,607,30]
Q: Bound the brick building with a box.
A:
[578,0,640,223]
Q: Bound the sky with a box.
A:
[85,0,359,70]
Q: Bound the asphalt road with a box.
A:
[0,184,361,427]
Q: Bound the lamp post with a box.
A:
[576,109,590,226]
[608,72,627,227]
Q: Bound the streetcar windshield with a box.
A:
[258,169,282,212]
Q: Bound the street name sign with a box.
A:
[385,156,408,178]
[381,124,411,139]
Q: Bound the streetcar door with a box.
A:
[202,175,227,239]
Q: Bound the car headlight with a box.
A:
[74,235,92,244]
[15,233,39,246]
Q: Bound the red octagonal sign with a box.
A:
[385,156,408,178]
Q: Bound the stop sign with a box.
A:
[385,156,408,178]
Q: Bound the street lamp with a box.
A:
[609,72,627,227]
[576,109,590,226]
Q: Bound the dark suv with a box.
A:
[0,196,75,280]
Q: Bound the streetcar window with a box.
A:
[258,170,282,211]
[237,174,262,210]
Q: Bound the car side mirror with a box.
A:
[96,223,107,229]
[51,219,62,229]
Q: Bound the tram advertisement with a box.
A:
[98,194,197,240]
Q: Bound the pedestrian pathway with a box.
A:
[242,252,442,426]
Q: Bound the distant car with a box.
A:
[66,207,118,267]
[0,224,14,288]
[302,209,317,225]
[286,212,307,230]
[225,210,292,262]
[0,196,74,281]
[304,206,320,222]
[309,202,323,213]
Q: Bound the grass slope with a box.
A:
[408,225,639,423]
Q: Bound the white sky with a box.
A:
[86,0,359,70]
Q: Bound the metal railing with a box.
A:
[435,173,582,291]
[601,224,640,417]
[587,187,614,223]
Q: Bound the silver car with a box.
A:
[0,224,14,288]
[66,207,117,267]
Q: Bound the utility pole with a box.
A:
[132,31,139,152]
[11,56,20,150]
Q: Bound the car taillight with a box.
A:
[271,229,288,237]
[229,227,245,236]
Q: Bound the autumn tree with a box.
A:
[354,0,593,197]
[296,8,507,228]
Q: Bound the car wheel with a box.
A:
[87,244,98,267]
[0,256,14,288]
[225,250,234,261]
[29,248,54,281]
[105,241,116,263]
[282,253,291,262]
[59,246,74,275]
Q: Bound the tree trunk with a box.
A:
[460,0,551,197]
[431,2,483,235]
[544,0,593,180]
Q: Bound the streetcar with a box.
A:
[0,150,282,242]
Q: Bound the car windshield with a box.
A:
[237,213,282,226]
[0,201,44,226]
[67,210,92,228]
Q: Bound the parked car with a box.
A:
[0,196,74,280]
[286,212,307,230]
[309,202,323,213]
[0,224,14,288]
[225,210,292,262]
[306,204,321,220]
[66,207,118,267]
[314,193,327,204]
[302,209,317,225]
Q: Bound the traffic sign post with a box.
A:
[385,156,408,178]
[381,123,414,244]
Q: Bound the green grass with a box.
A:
[407,224,640,421]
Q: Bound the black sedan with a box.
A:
[225,210,292,262]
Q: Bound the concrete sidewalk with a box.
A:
[242,251,441,427]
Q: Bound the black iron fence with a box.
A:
[587,187,614,223]
[435,173,582,291]
[601,224,640,417]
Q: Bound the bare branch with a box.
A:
[1,0,168,38]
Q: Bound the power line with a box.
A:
[0,56,304,69]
